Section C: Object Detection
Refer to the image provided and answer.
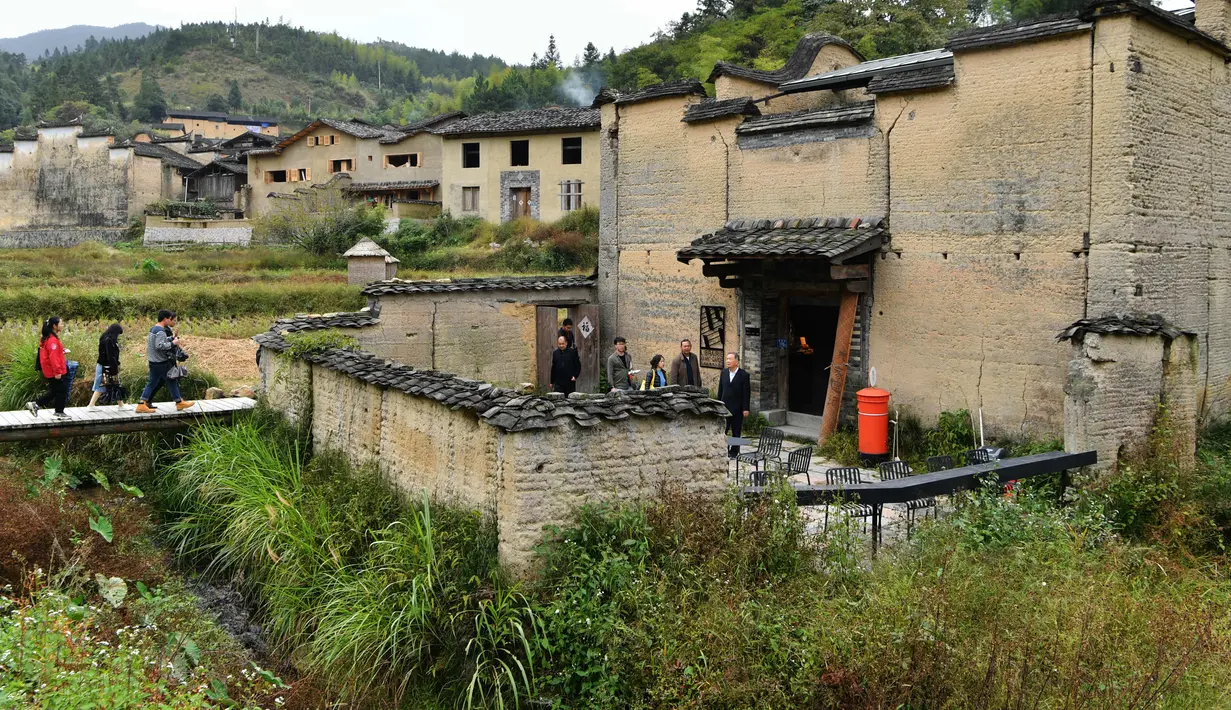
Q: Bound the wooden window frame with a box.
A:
[384,152,421,168]
[265,169,288,184]
[329,158,354,174]
[462,186,480,212]
[559,180,583,211]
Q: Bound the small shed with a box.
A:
[343,237,400,285]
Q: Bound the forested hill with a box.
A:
[0,0,1088,139]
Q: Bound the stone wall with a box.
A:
[143,218,253,247]
[0,127,131,231]
[0,227,128,248]
[256,341,728,571]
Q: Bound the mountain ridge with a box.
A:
[0,23,159,61]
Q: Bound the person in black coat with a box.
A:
[550,335,581,394]
[716,352,752,459]
[88,323,124,408]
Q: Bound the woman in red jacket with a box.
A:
[28,316,70,419]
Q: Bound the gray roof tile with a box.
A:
[677,216,889,261]
[1057,314,1192,343]
[682,97,761,124]
[707,32,859,84]
[735,101,874,135]
[254,329,728,431]
[867,63,956,95]
[362,274,595,296]
[432,107,599,137]
[946,13,1092,52]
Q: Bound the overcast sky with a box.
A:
[3,0,699,65]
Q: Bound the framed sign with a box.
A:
[699,306,726,369]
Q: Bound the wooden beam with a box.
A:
[829,263,869,280]
[819,289,859,445]
[845,280,871,294]
[702,262,756,279]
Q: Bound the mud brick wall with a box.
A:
[1065,332,1199,471]
[1087,15,1231,422]
[0,129,132,231]
[257,345,727,572]
[356,283,594,386]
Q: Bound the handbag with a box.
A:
[99,372,127,405]
[166,364,189,380]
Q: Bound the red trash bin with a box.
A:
[856,387,890,466]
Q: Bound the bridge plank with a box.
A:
[0,398,257,443]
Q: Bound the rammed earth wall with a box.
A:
[255,332,727,571]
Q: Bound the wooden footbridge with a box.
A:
[0,398,256,442]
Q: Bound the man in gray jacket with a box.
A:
[135,310,195,413]
[607,336,633,392]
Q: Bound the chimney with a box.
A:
[1195,0,1231,43]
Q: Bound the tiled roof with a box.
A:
[780,48,952,94]
[682,97,761,124]
[184,159,246,177]
[165,110,276,124]
[946,13,1092,52]
[1057,314,1192,343]
[397,111,466,133]
[677,217,889,261]
[130,142,205,171]
[253,330,728,432]
[268,311,380,334]
[0,145,12,153]
[867,63,956,95]
[707,32,859,84]
[342,237,393,258]
[343,180,439,191]
[78,129,115,138]
[599,79,708,107]
[362,274,595,296]
[36,117,84,128]
[12,128,35,140]
[219,132,279,148]
[267,191,300,199]
[432,107,600,137]
[150,135,193,144]
[1081,0,1230,57]
[735,101,874,135]
[153,122,185,130]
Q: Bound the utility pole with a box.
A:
[378,61,381,91]
[256,25,260,55]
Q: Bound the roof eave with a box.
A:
[779,52,954,94]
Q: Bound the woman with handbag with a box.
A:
[88,323,125,408]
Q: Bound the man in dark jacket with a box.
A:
[607,336,633,392]
[716,352,751,459]
[136,310,195,413]
[558,318,575,349]
[550,335,581,394]
[669,339,701,387]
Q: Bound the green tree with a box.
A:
[987,0,1086,22]
[205,93,229,111]
[582,42,601,67]
[133,73,167,122]
[227,79,243,109]
[545,35,561,70]
[810,0,970,59]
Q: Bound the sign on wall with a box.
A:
[699,306,726,369]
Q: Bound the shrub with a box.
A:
[282,330,359,358]
[253,187,387,256]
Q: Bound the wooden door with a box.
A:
[569,305,600,393]
[535,306,558,390]
[511,188,531,219]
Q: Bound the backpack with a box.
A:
[33,344,43,377]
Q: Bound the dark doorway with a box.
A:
[787,302,838,416]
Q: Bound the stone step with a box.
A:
[786,411,824,430]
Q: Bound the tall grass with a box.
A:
[159,412,532,707]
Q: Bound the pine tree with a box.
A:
[582,42,601,67]
[544,35,561,70]
[227,79,243,109]
[696,0,730,17]
[206,93,228,111]
[133,73,167,122]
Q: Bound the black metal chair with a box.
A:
[878,460,936,537]
[784,446,814,485]
[737,427,784,485]
[926,455,954,473]
[964,448,995,465]
[823,466,876,534]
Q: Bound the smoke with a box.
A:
[559,71,597,107]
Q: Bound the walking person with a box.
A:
[27,317,72,419]
[135,310,195,413]
[716,352,751,459]
[607,336,633,392]
[550,335,581,395]
[639,354,668,390]
[558,318,576,349]
[670,338,701,387]
[88,323,124,408]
